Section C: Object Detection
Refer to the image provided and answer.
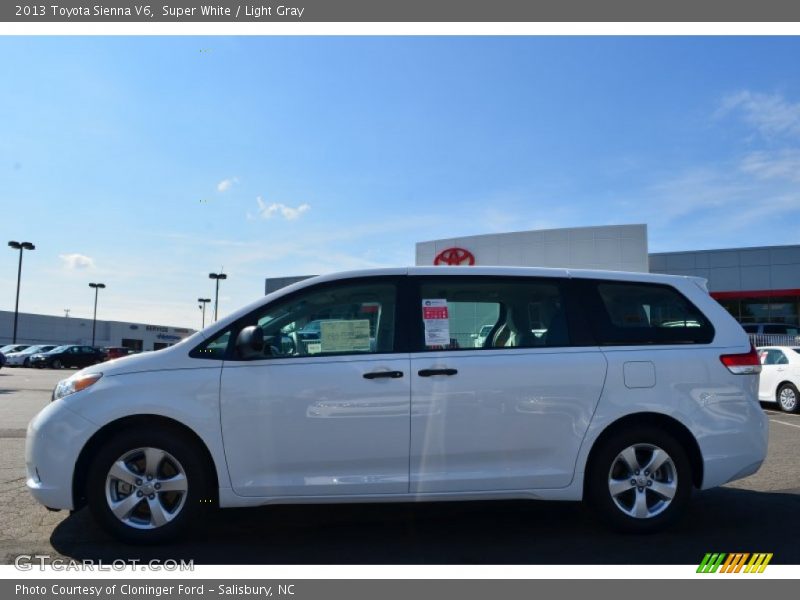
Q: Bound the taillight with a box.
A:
[720,345,762,375]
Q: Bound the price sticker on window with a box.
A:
[422,299,450,346]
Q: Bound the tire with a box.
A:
[86,428,211,544]
[777,383,799,414]
[587,426,692,533]
[23,358,30,367]
[51,359,62,369]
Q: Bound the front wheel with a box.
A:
[587,427,692,533]
[777,383,799,413]
[87,428,211,544]
[51,359,62,369]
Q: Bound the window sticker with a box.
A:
[422,299,450,346]
[320,320,371,353]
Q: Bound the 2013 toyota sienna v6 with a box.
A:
[26,266,767,543]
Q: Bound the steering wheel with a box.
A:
[268,333,296,357]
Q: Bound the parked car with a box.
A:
[26,267,767,543]
[757,346,800,413]
[103,347,132,361]
[0,344,30,355]
[743,323,800,336]
[0,352,5,369]
[743,322,800,347]
[471,324,495,348]
[29,345,105,369]
[4,345,58,367]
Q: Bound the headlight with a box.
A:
[53,373,103,401]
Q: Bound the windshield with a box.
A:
[20,346,45,354]
[0,345,26,353]
[45,346,69,354]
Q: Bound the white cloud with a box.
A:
[718,91,800,137]
[59,253,95,270]
[255,197,311,220]
[740,149,800,183]
[216,177,238,193]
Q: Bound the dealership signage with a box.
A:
[156,334,182,341]
[433,247,476,266]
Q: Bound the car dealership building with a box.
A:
[264,224,800,328]
[413,224,800,327]
[0,310,195,351]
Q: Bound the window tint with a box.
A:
[193,282,397,360]
[764,324,788,335]
[762,349,789,365]
[195,330,231,360]
[418,278,570,350]
[255,282,395,358]
[590,281,714,345]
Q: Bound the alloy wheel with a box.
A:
[607,443,678,519]
[779,386,798,412]
[105,447,189,530]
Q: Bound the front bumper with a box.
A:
[26,401,97,510]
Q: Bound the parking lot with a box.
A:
[1,366,799,565]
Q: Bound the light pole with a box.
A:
[198,298,211,328]
[88,283,106,346]
[208,273,227,322]
[8,241,35,343]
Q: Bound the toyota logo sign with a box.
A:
[434,247,476,266]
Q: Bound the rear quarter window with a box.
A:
[587,280,715,345]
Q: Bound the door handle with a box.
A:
[418,368,458,377]
[363,370,404,379]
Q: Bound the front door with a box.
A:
[217,277,411,497]
[408,276,607,493]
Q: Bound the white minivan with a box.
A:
[26,267,767,543]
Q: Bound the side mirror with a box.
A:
[236,325,265,359]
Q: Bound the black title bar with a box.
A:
[4,0,800,22]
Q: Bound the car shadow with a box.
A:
[50,486,800,564]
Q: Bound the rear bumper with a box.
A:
[698,399,769,490]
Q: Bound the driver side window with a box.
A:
[252,282,396,359]
[190,281,397,362]
[193,281,398,360]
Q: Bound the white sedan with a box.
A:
[4,345,57,367]
[757,346,800,413]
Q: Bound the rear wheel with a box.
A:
[777,383,799,413]
[87,428,211,544]
[587,427,692,533]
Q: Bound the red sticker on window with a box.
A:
[423,306,449,320]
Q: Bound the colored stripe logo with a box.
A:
[697,553,773,573]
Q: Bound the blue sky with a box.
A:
[1,36,800,328]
